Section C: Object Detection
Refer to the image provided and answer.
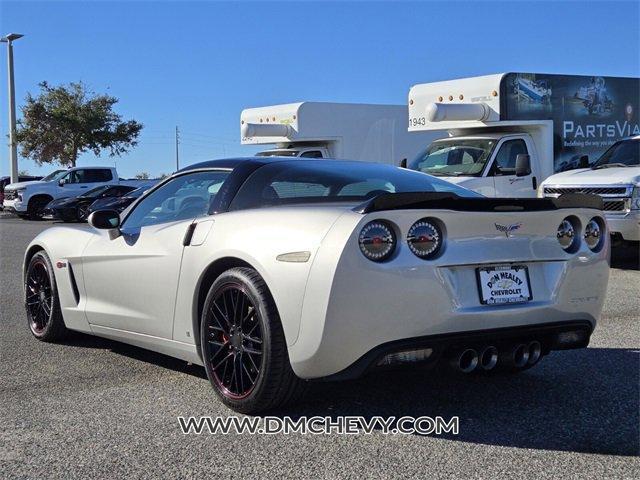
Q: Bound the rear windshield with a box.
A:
[229,160,481,210]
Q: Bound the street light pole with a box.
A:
[175,126,180,171]
[1,33,23,184]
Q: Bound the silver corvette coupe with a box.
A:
[24,158,609,413]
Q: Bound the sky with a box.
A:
[0,0,639,178]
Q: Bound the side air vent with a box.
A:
[68,262,80,305]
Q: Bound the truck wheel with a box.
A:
[27,197,50,220]
[25,251,68,342]
[200,267,306,414]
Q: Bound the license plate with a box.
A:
[476,265,532,305]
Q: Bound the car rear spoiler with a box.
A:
[354,192,603,214]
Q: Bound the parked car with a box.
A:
[0,175,43,209]
[44,184,141,222]
[3,166,148,219]
[23,157,609,413]
[87,183,156,216]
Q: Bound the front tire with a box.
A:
[200,267,305,414]
[25,251,68,341]
[27,197,50,220]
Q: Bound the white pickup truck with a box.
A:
[540,136,640,243]
[3,166,143,220]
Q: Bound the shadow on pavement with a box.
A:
[61,330,639,456]
[610,243,639,270]
[277,347,640,456]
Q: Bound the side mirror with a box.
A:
[88,209,120,230]
[400,158,407,168]
[515,154,531,177]
[58,179,65,187]
[579,155,589,168]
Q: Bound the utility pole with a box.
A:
[175,126,180,171]
[1,33,24,184]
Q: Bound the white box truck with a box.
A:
[406,73,639,198]
[241,102,443,165]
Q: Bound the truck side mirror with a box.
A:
[579,155,589,168]
[515,154,531,177]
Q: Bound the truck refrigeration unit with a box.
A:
[241,102,443,165]
[406,73,639,198]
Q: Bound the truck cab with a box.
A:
[409,132,540,197]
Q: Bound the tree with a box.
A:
[16,81,143,168]
[134,171,150,179]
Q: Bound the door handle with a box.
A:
[532,176,538,190]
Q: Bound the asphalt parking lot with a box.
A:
[1,214,638,478]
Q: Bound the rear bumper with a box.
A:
[290,255,608,379]
[606,212,640,241]
[322,320,593,381]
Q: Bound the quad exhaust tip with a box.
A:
[527,340,542,366]
[512,343,530,368]
[454,348,479,373]
[479,346,498,371]
[451,341,542,373]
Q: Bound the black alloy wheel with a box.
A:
[207,283,264,399]
[201,267,306,413]
[77,203,90,221]
[25,251,68,341]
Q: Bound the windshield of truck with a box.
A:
[256,150,299,157]
[409,139,497,177]
[592,139,639,169]
[40,169,67,182]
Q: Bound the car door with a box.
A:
[81,170,230,338]
[58,169,112,197]
[487,137,537,197]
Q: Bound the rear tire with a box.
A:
[200,267,306,414]
[25,251,68,342]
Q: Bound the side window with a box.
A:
[84,169,113,182]
[492,139,528,176]
[299,150,324,158]
[68,170,86,183]
[121,171,230,231]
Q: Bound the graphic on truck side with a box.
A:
[502,73,640,172]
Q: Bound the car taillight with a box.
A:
[407,218,442,259]
[557,216,580,252]
[358,220,396,262]
[584,217,605,251]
